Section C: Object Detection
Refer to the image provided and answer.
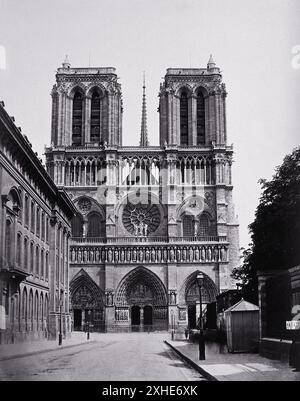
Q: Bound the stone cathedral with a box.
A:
[45,56,239,332]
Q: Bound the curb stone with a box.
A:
[164,340,218,381]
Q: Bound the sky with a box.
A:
[0,0,299,249]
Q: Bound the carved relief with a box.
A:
[179,308,187,321]
[105,291,114,306]
[169,291,177,305]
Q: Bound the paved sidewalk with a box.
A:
[165,339,300,381]
[0,331,98,361]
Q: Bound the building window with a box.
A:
[91,90,101,142]
[197,91,205,145]
[30,242,34,273]
[180,91,189,145]
[36,246,39,276]
[41,249,44,277]
[46,253,49,280]
[24,238,28,270]
[41,212,45,240]
[22,288,27,320]
[46,216,49,243]
[5,219,12,266]
[31,201,35,232]
[25,195,29,226]
[35,291,39,325]
[36,207,40,236]
[16,233,21,266]
[29,290,33,330]
[72,92,83,145]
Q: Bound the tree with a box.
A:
[231,147,300,300]
[250,147,300,271]
[231,245,258,304]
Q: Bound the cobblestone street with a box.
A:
[0,333,205,381]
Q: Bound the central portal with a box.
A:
[115,267,168,331]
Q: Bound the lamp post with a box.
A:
[171,310,174,341]
[87,310,91,340]
[196,272,205,360]
[58,295,63,346]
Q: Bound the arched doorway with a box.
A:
[115,267,168,331]
[144,305,153,325]
[180,271,218,329]
[187,305,196,329]
[131,305,140,326]
[70,271,105,332]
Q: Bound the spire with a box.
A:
[139,71,149,147]
[62,55,71,69]
[207,54,216,69]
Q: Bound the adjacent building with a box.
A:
[0,101,76,344]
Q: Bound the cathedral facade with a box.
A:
[45,56,239,331]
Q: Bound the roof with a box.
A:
[224,299,259,313]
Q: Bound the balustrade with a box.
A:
[71,235,226,244]
[70,243,228,265]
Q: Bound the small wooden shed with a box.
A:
[224,299,259,353]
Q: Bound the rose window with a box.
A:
[122,202,160,236]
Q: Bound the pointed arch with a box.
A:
[90,89,101,142]
[180,90,189,145]
[72,91,83,145]
[70,270,104,310]
[7,187,22,208]
[115,266,168,307]
[87,211,104,237]
[196,90,205,145]
[179,270,218,305]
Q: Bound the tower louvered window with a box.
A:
[197,91,205,145]
[72,92,83,145]
[180,92,188,145]
[91,91,100,142]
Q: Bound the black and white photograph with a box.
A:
[0,0,299,387]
